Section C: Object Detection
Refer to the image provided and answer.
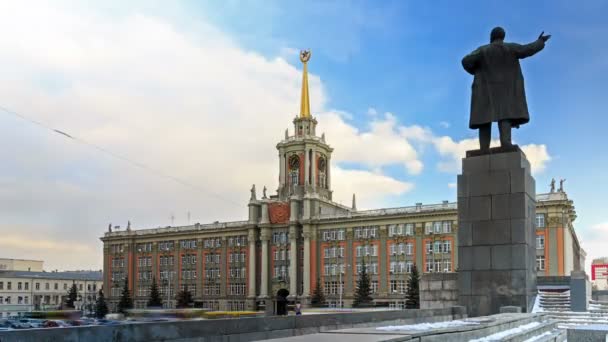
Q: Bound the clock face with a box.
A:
[289,156,300,170]
[318,158,326,171]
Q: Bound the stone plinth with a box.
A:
[458,147,537,317]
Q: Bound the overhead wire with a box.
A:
[0,105,244,209]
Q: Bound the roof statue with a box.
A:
[263,186,268,199]
[462,27,551,153]
[299,49,312,118]
[250,184,257,201]
[108,223,112,233]
[559,179,566,192]
[550,178,556,193]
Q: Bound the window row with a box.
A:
[425,241,452,254]
[324,263,346,276]
[356,263,378,275]
[160,256,174,266]
[137,271,153,281]
[272,232,289,244]
[229,283,246,296]
[111,272,126,282]
[138,257,152,267]
[230,252,246,263]
[228,236,247,247]
[424,221,452,235]
[137,243,153,253]
[159,241,174,251]
[273,265,289,279]
[354,226,378,239]
[322,229,345,241]
[112,258,125,268]
[324,246,345,259]
[355,245,378,257]
[229,267,247,278]
[204,238,222,249]
[181,254,197,265]
[388,224,415,237]
[389,261,414,274]
[389,243,414,256]
[0,296,29,304]
[425,260,452,273]
[205,268,221,279]
[204,285,221,296]
[390,280,407,294]
[180,240,197,249]
[274,249,290,261]
[205,254,221,264]
[181,270,197,280]
[110,244,124,254]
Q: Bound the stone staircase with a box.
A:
[537,290,571,312]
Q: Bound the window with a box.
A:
[0,282,3,290]
[406,243,413,255]
[390,280,406,294]
[425,261,434,273]
[64,283,67,290]
[433,221,442,234]
[35,283,40,290]
[7,282,11,290]
[536,235,545,249]
[442,221,452,233]
[425,222,433,234]
[536,214,546,228]
[443,261,452,272]
[426,242,433,254]
[371,280,378,294]
[405,223,414,236]
[536,255,546,271]
[25,282,29,290]
[18,282,22,290]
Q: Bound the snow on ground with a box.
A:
[532,294,543,313]
[376,320,480,331]
[468,322,541,342]
[522,330,553,342]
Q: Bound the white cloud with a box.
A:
[439,121,450,128]
[318,111,424,175]
[432,136,551,175]
[448,183,457,189]
[367,107,378,116]
[0,2,415,269]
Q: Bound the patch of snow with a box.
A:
[523,331,553,342]
[532,294,543,313]
[376,319,480,331]
[469,322,541,342]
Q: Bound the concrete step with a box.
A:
[525,329,567,342]
[503,321,557,342]
[590,300,608,305]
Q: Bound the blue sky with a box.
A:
[194,0,608,226]
[0,1,606,270]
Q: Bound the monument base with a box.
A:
[457,148,537,317]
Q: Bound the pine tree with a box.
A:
[65,282,78,309]
[147,277,163,308]
[353,263,373,307]
[310,278,326,307]
[176,288,193,308]
[405,264,420,309]
[95,289,109,319]
[117,277,133,315]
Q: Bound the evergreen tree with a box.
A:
[95,289,109,319]
[405,264,420,309]
[147,277,163,308]
[353,262,373,307]
[65,282,78,309]
[310,278,326,307]
[176,288,193,308]
[117,277,133,315]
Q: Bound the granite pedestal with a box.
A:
[457,147,537,317]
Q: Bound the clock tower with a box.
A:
[276,50,334,203]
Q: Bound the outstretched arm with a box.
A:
[462,48,481,75]
[512,39,545,59]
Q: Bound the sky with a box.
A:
[0,0,606,272]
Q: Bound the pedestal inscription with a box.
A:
[457,147,537,316]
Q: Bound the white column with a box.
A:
[260,228,270,298]
[304,145,310,186]
[311,149,317,188]
[289,226,298,296]
[248,229,257,297]
[303,227,311,297]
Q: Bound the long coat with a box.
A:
[462,39,545,129]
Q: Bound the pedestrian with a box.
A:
[295,303,302,316]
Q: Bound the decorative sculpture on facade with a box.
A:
[250,184,257,201]
[550,178,556,193]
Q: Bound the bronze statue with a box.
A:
[463,27,551,152]
[559,179,566,192]
[550,178,556,193]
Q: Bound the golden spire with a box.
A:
[299,49,311,118]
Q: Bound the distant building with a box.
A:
[0,258,43,272]
[0,262,103,318]
[100,53,586,311]
[592,258,608,290]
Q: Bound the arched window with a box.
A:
[288,155,300,186]
[318,157,327,188]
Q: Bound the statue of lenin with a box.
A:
[462,27,551,152]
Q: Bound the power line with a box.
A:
[0,105,243,209]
